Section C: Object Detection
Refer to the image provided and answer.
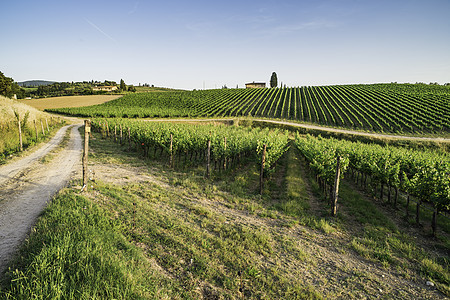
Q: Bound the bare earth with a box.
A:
[0,123,83,275]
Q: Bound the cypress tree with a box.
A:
[120,79,126,91]
[270,72,278,88]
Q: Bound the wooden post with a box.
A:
[120,124,123,144]
[406,194,410,218]
[17,117,23,152]
[379,183,383,201]
[260,144,267,195]
[128,127,131,150]
[100,121,105,139]
[114,125,117,142]
[45,118,49,133]
[40,120,45,136]
[331,156,341,217]
[224,137,227,170]
[170,133,173,167]
[206,138,211,177]
[34,120,38,142]
[106,121,110,138]
[82,120,91,191]
[432,205,438,237]
[416,200,421,225]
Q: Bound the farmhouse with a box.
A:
[92,85,118,92]
[245,82,266,89]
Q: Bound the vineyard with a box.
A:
[91,119,290,176]
[295,134,450,235]
[92,119,450,236]
[48,83,450,135]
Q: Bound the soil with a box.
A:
[0,122,83,275]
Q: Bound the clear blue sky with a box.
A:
[1,0,449,90]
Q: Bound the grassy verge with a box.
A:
[0,120,65,165]
[0,95,66,163]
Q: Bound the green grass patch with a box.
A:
[341,183,449,295]
[0,189,173,299]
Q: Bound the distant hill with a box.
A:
[18,80,57,87]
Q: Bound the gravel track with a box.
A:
[0,124,83,275]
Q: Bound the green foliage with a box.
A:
[270,72,278,88]
[92,118,290,172]
[294,134,450,213]
[0,71,14,97]
[120,79,126,91]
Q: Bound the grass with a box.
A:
[1,130,448,299]
[339,182,450,294]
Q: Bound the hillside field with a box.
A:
[19,95,121,110]
[47,83,450,136]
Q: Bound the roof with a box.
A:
[245,82,266,85]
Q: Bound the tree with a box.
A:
[0,71,14,97]
[270,72,277,88]
[120,79,126,91]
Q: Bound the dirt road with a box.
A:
[0,123,83,275]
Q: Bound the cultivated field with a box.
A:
[20,94,121,110]
[48,83,450,135]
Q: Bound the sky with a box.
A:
[1,0,449,90]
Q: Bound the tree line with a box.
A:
[0,71,136,99]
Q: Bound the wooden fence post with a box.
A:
[331,156,341,216]
[82,120,91,191]
[40,120,45,136]
[260,144,267,195]
[128,127,131,150]
[34,120,38,142]
[45,118,49,133]
[416,200,421,225]
[17,117,23,152]
[224,136,227,170]
[106,121,110,138]
[432,205,438,237]
[170,133,173,167]
[120,124,123,144]
[206,138,211,177]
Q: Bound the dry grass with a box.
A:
[0,96,47,124]
[0,96,64,161]
[19,95,121,110]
